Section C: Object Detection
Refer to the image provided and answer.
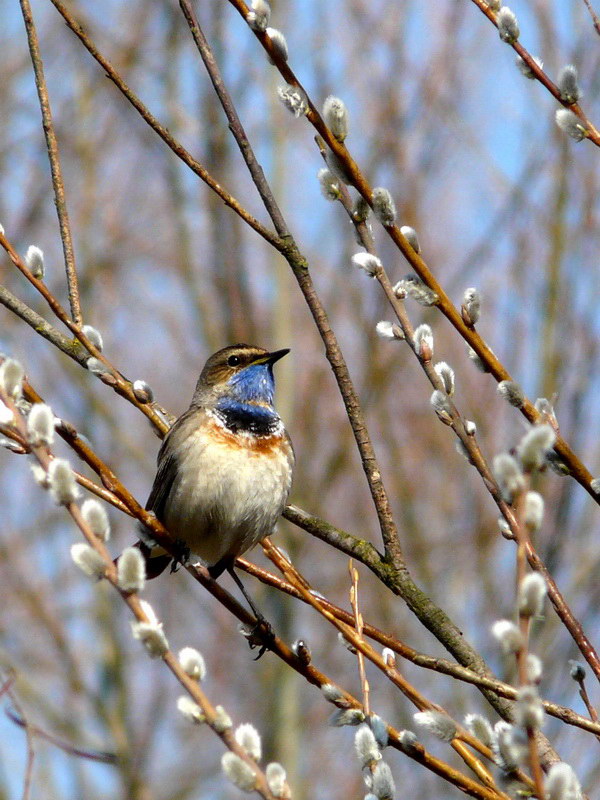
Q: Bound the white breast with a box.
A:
[163,425,293,567]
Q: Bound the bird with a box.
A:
[135,343,294,630]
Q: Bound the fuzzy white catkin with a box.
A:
[25,245,44,278]
[48,459,80,505]
[178,647,206,681]
[277,84,308,117]
[517,424,556,471]
[351,252,381,277]
[131,602,169,658]
[81,499,110,541]
[371,761,395,800]
[323,95,349,142]
[82,325,103,352]
[464,714,494,748]
[117,547,146,592]
[371,188,396,226]
[221,752,257,792]
[235,723,262,762]
[70,543,106,579]
[265,763,287,798]
[518,572,546,617]
[27,403,55,446]
[214,705,233,733]
[555,109,587,141]
[400,225,420,252]
[497,7,520,42]
[492,619,523,655]
[524,491,544,531]
[413,710,456,742]
[545,763,582,800]
[434,362,455,395]
[317,168,340,201]
[0,359,24,399]
[176,695,204,724]
[265,27,288,62]
[355,725,381,767]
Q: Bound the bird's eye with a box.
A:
[227,355,240,367]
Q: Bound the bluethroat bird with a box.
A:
[134,344,294,641]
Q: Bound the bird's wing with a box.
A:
[144,409,195,519]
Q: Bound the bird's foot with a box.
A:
[169,539,191,573]
[239,616,275,660]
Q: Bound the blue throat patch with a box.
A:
[226,362,275,405]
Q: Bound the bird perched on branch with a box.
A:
[136,343,294,628]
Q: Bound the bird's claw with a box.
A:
[240,617,275,659]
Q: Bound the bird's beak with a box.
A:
[252,348,290,366]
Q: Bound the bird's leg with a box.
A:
[169,539,191,573]
[209,560,274,659]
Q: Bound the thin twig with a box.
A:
[19,0,82,324]
[6,707,118,765]
[47,0,280,248]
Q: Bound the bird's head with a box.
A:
[192,344,289,407]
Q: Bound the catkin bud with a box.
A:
[221,752,257,792]
[265,27,288,62]
[430,390,452,425]
[516,55,543,79]
[323,95,349,142]
[131,600,169,657]
[27,403,55,446]
[371,188,396,226]
[352,252,381,277]
[179,647,206,681]
[523,491,544,532]
[81,499,110,541]
[70,543,106,579]
[400,225,420,253]
[317,168,340,201]
[555,109,587,141]
[497,7,520,42]
[413,711,456,742]
[48,458,80,505]
[117,546,146,592]
[81,325,103,352]
[355,725,381,767]
[371,761,395,800]
[492,619,524,655]
[277,84,308,118]
[352,195,371,222]
[497,380,525,407]
[461,287,481,325]
[0,358,24,399]
[25,245,44,278]
[558,64,581,105]
[515,686,544,730]
[518,572,546,617]
[395,275,438,306]
[434,362,455,395]
[246,0,270,31]
[517,424,556,471]
[545,763,582,800]
[235,723,262,762]
[133,380,154,403]
[375,321,403,340]
[176,696,205,724]
[464,714,494,748]
[493,453,525,502]
[414,324,433,360]
[265,763,289,798]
